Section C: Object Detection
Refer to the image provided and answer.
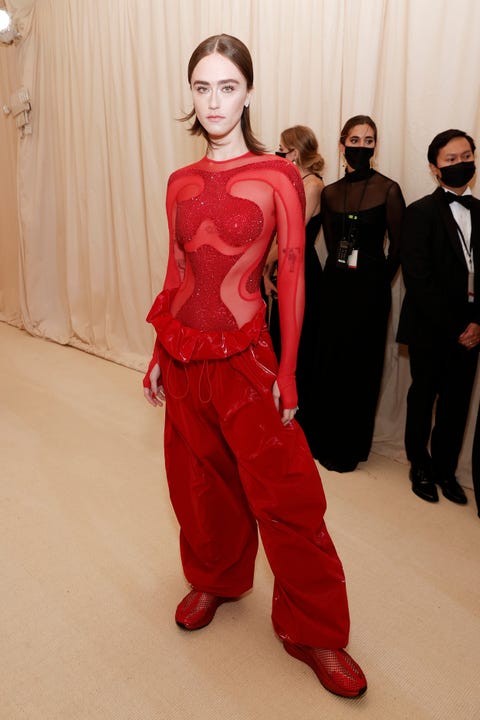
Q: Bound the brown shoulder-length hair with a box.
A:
[181,34,266,155]
[280,125,325,173]
[339,115,377,145]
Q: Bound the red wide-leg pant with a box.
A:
[160,331,350,648]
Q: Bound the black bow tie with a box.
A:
[445,192,473,209]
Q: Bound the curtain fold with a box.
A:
[0,37,21,325]
[1,0,479,482]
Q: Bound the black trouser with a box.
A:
[405,341,479,479]
[472,405,480,515]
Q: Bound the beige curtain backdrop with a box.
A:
[1,0,480,483]
[0,23,20,325]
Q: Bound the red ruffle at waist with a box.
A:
[146,289,267,362]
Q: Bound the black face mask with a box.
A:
[275,151,288,158]
[439,161,476,188]
[344,146,374,171]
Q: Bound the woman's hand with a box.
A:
[263,241,279,297]
[263,271,277,298]
[458,322,480,350]
[272,380,298,425]
[143,363,165,407]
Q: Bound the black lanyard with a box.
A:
[341,175,372,242]
[452,218,474,272]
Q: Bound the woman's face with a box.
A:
[340,123,376,172]
[341,123,376,151]
[277,139,296,162]
[190,52,250,144]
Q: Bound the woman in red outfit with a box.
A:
[143,34,366,699]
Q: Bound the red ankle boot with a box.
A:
[175,590,230,631]
[283,641,367,698]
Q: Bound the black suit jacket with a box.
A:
[397,186,480,345]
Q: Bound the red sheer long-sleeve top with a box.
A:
[145,152,306,409]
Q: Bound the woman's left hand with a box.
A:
[272,380,298,425]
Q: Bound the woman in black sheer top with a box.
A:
[264,125,325,439]
[312,115,405,472]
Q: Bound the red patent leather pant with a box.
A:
[160,331,350,648]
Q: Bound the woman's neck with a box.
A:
[345,166,375,182]
[206,135,249,162]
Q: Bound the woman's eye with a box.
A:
[222,85,235,93]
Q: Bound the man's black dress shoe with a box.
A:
[318,457,359,473]
[438,476,468,505]
[410,467,439,503]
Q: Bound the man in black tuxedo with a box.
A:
[397,129,480,505]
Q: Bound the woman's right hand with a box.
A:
[263,241,279,297]
[143,363,165,407]
[263,271,277,298]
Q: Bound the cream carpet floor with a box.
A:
[1,321,479,720]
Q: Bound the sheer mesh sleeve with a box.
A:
[163,187,186,291]
[143,183,185,388]
[142,339,161,388]
[384,180,406,281]
[274,171,306,407]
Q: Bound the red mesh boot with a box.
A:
[175,590,231,631]
[283,642,367,698]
